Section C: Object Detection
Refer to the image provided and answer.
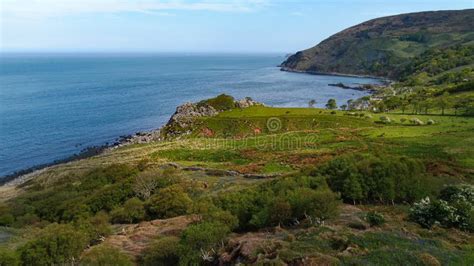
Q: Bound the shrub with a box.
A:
[179,221,230,265]
[18,224,88,265]
[366,211,385,227]
[250,199,292,228]
[0,214,14,227]
[379,116,392,124]
[410,185,474,231]
[141,236,180,266]
[330,111,337,115]
[198,94,235,111]
[427,119,435,125]
[76,211,112,244]
[146,185,192,219]
[365,114,373,119]
[80,245,133,266]
[111,197,146,224]
[400,117,407,124]
[191,198,239,230]
[0,248,19,266]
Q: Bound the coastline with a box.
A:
[279,66,392,84]
[0,71,386,187]
[0,128,162,186]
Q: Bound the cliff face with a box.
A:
[280,9,474,79]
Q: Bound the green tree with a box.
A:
[342,174,364,205]
[111,197,146,224]
[308,99,316,108]
[146,185,192,219]
[325,99,337,110]
[438,91,450,115]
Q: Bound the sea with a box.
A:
[0,53,381,178]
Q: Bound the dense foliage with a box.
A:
[320,155,430,204]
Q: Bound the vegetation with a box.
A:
[197,94,236,111]
[80,245,133,266]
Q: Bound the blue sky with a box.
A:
[1,0,472,53]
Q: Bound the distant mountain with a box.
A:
[280,9,474,79]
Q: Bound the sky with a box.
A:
[0,0,473,53]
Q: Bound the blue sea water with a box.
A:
[0,53,380,178]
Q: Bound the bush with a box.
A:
[322,155,428,204]
[18,224,88,265]
[330,111,337,115]
[111,197,146,224]
[0,248,19,266]
[410,185,474,231]
[400,117,407,124]
[76,211,112,244]
[190,198,239,230]
[179,221,230,265]
[198,94,235,111]
[379,116,392,124]
[366,211,385,227]
[365,114,373,119]
[80,245,133,266]
[427,119,435,125]
[146,185,192,219]
[0,214,14,227]
[141,236,180,266]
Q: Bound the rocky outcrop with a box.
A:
[167,102,219,129]
[163,96,262,138]
[235,97,261,108]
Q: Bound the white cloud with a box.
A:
[0,0,269,19]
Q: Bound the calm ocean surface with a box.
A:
[0,53,380,177]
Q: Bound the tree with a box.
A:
[340,104,348,111]
[325,99,337,110]
[308,99,316,108]
[438,91,450,115]
[111,197,146,224]
[146,185,192,219]
[342,174,363,205]
[133,171,160,200]
[250,199,292,227]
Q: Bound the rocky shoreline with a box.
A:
[279,66,391,82]
[0,96,262,186]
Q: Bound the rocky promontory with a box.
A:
[163,94,262,138]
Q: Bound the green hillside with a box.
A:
[280,9,474,79]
